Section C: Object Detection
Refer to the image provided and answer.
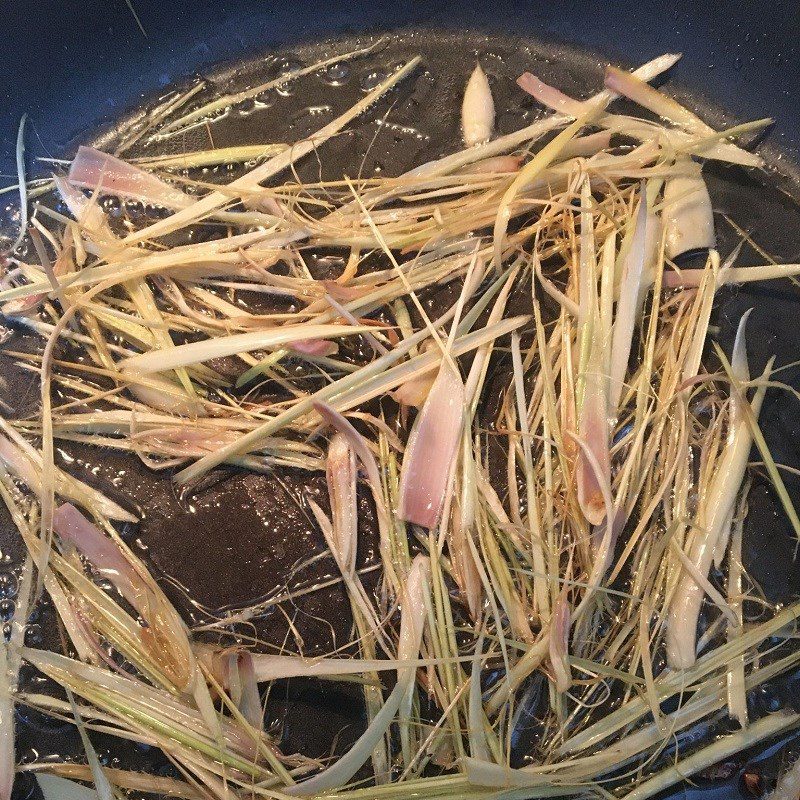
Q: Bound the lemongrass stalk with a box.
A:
[21,649,271,779]
[112,80,207,154]
[468,632,491,762]
[123,277,196,395]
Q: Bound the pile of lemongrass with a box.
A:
[2,40,800,800]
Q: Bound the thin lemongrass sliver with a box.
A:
[608,184,649,414]
[119,323,376,374]
[663,262,800,288]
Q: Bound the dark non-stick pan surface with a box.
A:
[2,7,800,799]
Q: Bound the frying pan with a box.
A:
[2,2,800,799]
[2,0,800,178]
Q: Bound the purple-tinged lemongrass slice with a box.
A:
[53,504,153,619]
[398,359,465,529]
[516,72,588,117]
[549,591,572,693]
[462,63,495,147]
[312,402,397,593]
[69,146,194,209]
[0,432,135,522]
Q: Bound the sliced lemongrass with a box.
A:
[0,639,13,800]
[66,689,115,800]
[175,309,525,483]
[621,712,800,800]
[663,261,800,288]
[666,313,766,669]
[398,359,465,530]
[604,65,763,167]
[34,769,198,800]
[609,183,649,414]
[9,114,28,253]
[68,146,193,209]
[412,52,679,179]
[35,775,100,800]
[726,487,748,727]
[0,430,135,522]
[493,108,600,269]
[576,178,610,527]
[662,161,716,258]
[462,63,494,147]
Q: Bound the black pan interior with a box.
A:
[2,22,800,800]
